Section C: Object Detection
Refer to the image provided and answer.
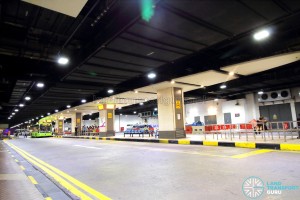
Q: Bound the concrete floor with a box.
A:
[5,137,300,200]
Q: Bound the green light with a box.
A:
[141,0,154,22]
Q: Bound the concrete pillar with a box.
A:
[245,93,260,121]
[58,119,64,135]
[290,101,297,127]
[75,113,82,135]
[99,104,115,137]
[157,87,186,139]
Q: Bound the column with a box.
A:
[245,93,260,121]
[99,104,115,137]
[57,119,64,135]
[157,87,186,139]
[75,113,82,136]
[290,101,297,128]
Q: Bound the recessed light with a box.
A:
[229,72,234,76]
[41,115,44,117]
[133,111,137,114]
[75,108,77,111]
[108,89,114,94]
[120,114,123,116]
[258,91,264,95]
[214,99,218,101]
[140,102,144,105]
[118,107,122,110]
[147,73,156,79]
[134,90,138,93]
[36,117,38,119]
[36,82,44,88]
[154,108,157,111]
[47,113,50,115]
[55,109,59,112]
[89,119,91,121]
[19,103,24,107]
[253,29,270,41]
[15,109,19,112]
[57,56,69,65]
[81,99,86,103]
[24,96,31,101]
[220,84,227,89]
[66,105,71,108]
[171,80,175,84]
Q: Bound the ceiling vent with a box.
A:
[258,89,291,102]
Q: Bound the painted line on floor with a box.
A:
[44,197,52,200]
[235,142,256,149]
[6,141,111,200]
[28,175,38,184]
[73,145,102,149]
[20,165,25,170]
[6,142,94,200]
[231,149,274,159]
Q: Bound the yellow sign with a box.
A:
[98,104,104,110]
[108,113,113,119]
[76,118,81,123]
[176,100,181,109]
[59,121,63,125]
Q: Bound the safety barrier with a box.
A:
[203,121,300,142]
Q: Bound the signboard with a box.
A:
[98,104,104,110]
[176,100,181,109]
[107,113,113,119]
[76,118,81,123]
[106,104,115,109]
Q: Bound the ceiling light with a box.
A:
[108,89,114,94]
[47,113,50,115]
[12,113,15,115]
[118,107,122,110]
[171,80,175,84]
[32,118,34,120]
[140,102,144,105]
[57,56,69,65]
[89,113,92,115]
[134,90,138,93]
[89,119,91,121]
[81,99,86,103]
[36,117,38,119]
[67,111,69,113]
[253,29,270,41]
[229,72,235,76]
[147,73,156,79]
[24,96,31,101]
[66,105,71,108]
[258,91,264,95]
[8,117,11,119]
[75,108,77,111]
[55,109,59,112]
[220,84,227,89]
[120,114,123,116]
[19,103,24,107]
[15,109,19,112]
[41,115,44,117]
[154,108,157,111]
[214,99,218,101]
[133,111,137,114]
[36,82,44,88]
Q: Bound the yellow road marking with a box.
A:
[6,142,111,200]
[45,197,52,200]
[15,159,19,162]
[280,144,300,151]
[20,165,25,170]
[28,176,38,184]
[178,139,190,145]
[231,149,273,159]
[159,139,169,143]
[203,141,218,146]
[235,142,256,149]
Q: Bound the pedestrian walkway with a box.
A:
[0,141,44,200]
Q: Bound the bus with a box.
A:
[31,119,53,138]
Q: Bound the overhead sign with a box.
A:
[98,104,104,110]
[176,100,181,109]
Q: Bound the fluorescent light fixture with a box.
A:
[220,84,227,89]
[108,89,114,94]
[253,29,270,41]
[15,109,19,112]
[81,99,86,103]
[147,73,156,79]
[154,108,157,111]
[58,56,69,65]
[229,72,235,76]
[24,96,31,101]
[19,104,24,107]
[66,105,71,108]
[258,91,264,95]
[55,109,59,112]
[36,82,44,88]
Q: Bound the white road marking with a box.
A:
[73,145,102,149]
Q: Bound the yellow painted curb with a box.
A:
[28,176,38,184]
[178,140,190,145]
[203,141,218,146]
[280,144,300,151]
[235,142,256,149]
[159,139,169,143]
